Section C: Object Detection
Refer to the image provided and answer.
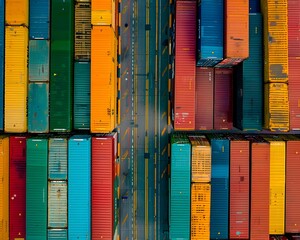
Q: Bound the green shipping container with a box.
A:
[26,138,48,240]
[50,0,74,132]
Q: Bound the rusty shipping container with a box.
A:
[214,68,233,130]
[174,0,196,130]
[195,67,213,130]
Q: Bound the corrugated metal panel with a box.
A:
[28,83,49,133]
[91,26,117,133]
[286,140,300,233]
[91,0,116,30]
[174,1,196,130]
[29,40,49,81]
[264,83,289,131]
[214,68,233,130]
[48,138,68,180]
[48,181,67,228]
[29,0,49,39]
[234,14,263,131]
[5,0,28,26]
[0,0,4,130]
[250,141,270,240]
[50,0,74,132]
[250,0,261,13]
[26,138,48,240]
[68,135,91,239]
[189,136,211,182]
[75,1,91,61]
[74,62,90,130]
[9,136,26,239]
[191,183,210,240]
[4,26,28,133]
[197,0,223,66]
[261,0,288,83]
[195,67,213,130]
[92,133,117,239]
[230,140,249,239]
[170,135,191,239]
[48,229,67,240]
[0,136,9,239]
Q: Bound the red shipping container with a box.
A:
[214,68,233,129]
[9,136,26,239]
[250,141,270,240]
[229,139,250,239]
[286,140,300,233]
[195,67,213,130]
[288,0,300,58]
[92,132,117,239]
[174,0,196,130]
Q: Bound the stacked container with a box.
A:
[4,0,29,132]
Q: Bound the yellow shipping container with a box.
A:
[5,0,29,26]
[191,183,210,240]
[0,136,9,239]
[261,0,288,83]
[91,0,116,30]
[189,136,211,183]
[264,83,289,132]
[91,26,117,133]
[5,26,28,133]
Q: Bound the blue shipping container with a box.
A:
[68,135,91,239]
[28,83,49,133]
[48,229,67,240]
[29,40,49,81]
[197,0,223,67]
[170,135,191,239]
[48,137,68,180]
[74,62,90,130]
[30,0,50,39]
[0,0,4,130]
[249,0,260,13]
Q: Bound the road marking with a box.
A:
[122,214,128,225]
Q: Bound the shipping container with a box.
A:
[188,135,211,183]
[229,137,250,239]
[91,0,116,30]
[214,68,233,130]
[9,136,26,239]
[29,40,49,81]
[50,0,74,132]
[5,26,28,133]
[0,0,4,130]
[285,138,300,233]
[28,83,49,133]
[261,0,288,83]
[74,62,90,130]
[234,13,263,131]
[216,0,249,67]
[250,0,260,13]
[75,1,91,60]
[191,183,210,240]
[264,83,289,132]
[48,181,67,228]
[29,0,50,39]
[92,132,117,239]
[48,137,68,180]
[91,26,117,133]
[174,1,196,130]
[26,138,48,240]
[197,0,223,66]
[48,229,67,240]
[0,136,9,239]
[195,67,213,130]
[5,0,28,26]
[170,134,191,239]
[68,135,91,239]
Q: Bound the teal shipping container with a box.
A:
[28,82,49,133]
[30,0,50,39]
[26,138,48,240]
[48,137,68,180]
[48,229,67,240]
[74,62,90,130]
[29,40,49,81]
[0,0,4,130]
[48,181,67,228]
[170,134,191,239]
[50,0,74,132]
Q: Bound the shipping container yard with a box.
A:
[1,0,300,240]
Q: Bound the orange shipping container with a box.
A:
[91,0,116,30]
[5,0,29,26]
[91,26,117,133]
